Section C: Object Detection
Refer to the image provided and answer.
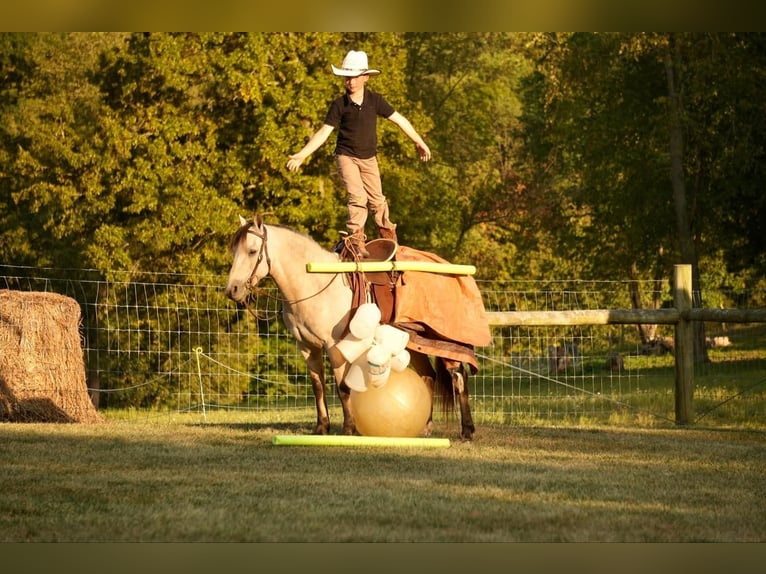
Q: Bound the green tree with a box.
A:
[90,32,250,278]
[517,32,766,353]
[400,32,550,281]
[673,33,766,286]
[0,33,127,269]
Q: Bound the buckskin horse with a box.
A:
[224,214,491,439]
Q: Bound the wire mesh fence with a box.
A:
[2,265,764,428]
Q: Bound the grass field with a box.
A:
[1,409,764,543]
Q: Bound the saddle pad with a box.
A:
[392,246,491,349]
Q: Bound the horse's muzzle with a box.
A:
[224,281,247,303]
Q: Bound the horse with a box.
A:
[224,214,485,439]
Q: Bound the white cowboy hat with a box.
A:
[331,50,381,77]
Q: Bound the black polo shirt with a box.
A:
[324,89,395,159]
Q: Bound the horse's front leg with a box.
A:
[328,346,356,435]
[302,346,330,435]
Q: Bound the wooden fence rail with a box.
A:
[484,265,766,425]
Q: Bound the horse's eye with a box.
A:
[248,249,258,256]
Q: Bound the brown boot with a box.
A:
[349,230,370,258]
[378,224,398,243]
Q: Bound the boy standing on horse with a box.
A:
[286,50,431,257]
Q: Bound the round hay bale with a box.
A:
[0,290,104,423]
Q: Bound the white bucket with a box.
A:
[349,303,381,340]
[344,356,369,392]
[366,344,391,388]
[374,324,409,355]
[335,333,373,363]
[390,349,411,372]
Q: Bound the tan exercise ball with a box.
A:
[350,367,432,437]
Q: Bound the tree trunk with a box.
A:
[664,33,709,364]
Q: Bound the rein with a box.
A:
[241,223,342,319]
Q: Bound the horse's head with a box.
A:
[225,214,271,303]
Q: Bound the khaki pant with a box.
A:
[336,154,395,235]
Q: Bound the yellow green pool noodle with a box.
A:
[305,261,476,275]
[271,435,451,448]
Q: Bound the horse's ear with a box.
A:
[254,213,263,228]
[238,215,248,227]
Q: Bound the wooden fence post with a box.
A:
[674,264,694,424]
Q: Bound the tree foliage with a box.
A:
[4,32,763,284]
[517,32,766,293]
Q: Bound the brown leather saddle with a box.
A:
[339,237,399,323]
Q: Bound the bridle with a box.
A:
[239,223,341,317]
[244,224,271,293]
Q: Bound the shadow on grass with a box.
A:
[184,421,310,432]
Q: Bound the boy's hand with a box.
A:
[417,142,432,162]
[286,155,305,171]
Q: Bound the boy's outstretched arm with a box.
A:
[287,124,335,171]
[387,111,431,162]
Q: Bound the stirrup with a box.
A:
[332,231,349,254]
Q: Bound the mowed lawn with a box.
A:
[1,412,764,542]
